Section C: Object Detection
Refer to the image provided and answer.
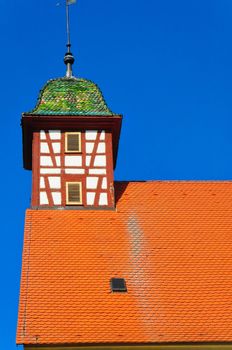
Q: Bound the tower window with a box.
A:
[65,132,81,152]
[66,182,82,205]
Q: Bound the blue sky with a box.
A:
[1,1,232,349]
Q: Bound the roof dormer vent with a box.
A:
[110,278,127,293]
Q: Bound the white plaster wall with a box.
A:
[86,142,94,153]
[102,177,107,189]
[52,143,61,154]
[41,169,61,174]
[97,142,106,154]
[49,130,61,140]
[86,177,98,190]
[55,156,61,166]
[86,130,97,140]
[52,192,62,205]
[99,193,108,206]
[65,156,82,167]
[94,156,106,167]
[87,192,95,205]
[89,169,106,175]
[86,156,91,167]
[40,177,45,189]
[100,131,105,140]
[40,156,53,166]
[65,169,85,174]
[40,130,46,140]
[40,142,49,153]
[40,192,49,205]
[48,177,61,189]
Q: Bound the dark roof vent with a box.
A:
[110,278,127,292]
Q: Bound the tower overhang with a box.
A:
[21,114,122,170]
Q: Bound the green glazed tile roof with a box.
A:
[29,77,114,116]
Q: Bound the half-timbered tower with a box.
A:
[22,77,121,209]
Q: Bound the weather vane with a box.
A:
[64,0,77,78]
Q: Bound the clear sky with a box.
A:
[1,1,232,349]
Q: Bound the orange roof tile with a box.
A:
[17,181,232,345]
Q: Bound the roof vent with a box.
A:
[110,278,127,293]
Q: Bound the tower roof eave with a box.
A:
[21,114,122,170]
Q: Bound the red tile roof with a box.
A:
[17,181,232,345]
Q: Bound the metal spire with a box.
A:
[64,0,76,78]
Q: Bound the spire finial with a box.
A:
[64,0,76,78]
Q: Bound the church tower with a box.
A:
[22,53,121,209]
[17,2,232,349]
